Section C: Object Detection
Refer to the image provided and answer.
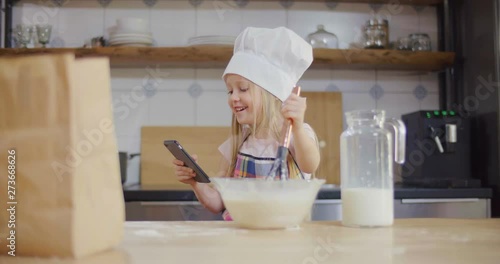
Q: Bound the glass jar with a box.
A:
[340,110,406,228]
[307,25,339,49]
[396,36,412,51]
[410,33,432,51]
[364,19,389,49]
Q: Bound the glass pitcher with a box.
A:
[340,110,406,227]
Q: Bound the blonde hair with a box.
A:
[226,82,284,177]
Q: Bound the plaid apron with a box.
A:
[222,139,304,221]
[233,152,303,179]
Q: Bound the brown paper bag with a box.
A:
[0,54,124,258]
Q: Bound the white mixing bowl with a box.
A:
[211,178,325,229]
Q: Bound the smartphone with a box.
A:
[164,140,210,183]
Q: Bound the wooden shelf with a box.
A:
[253,0,442,5]
[7,0,444,7]
[0,46,454,72]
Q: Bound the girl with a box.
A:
[173,27,321,217]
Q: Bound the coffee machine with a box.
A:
[401,110,481,188]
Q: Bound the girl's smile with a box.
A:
[225,74,261,125]
[234,106,248,112]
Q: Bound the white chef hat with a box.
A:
[223,27,313,102]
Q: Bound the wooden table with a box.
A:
[2,219,499,264]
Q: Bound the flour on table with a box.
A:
[133,229,165,238]
[392,247,407,255]
[451,235,470,243]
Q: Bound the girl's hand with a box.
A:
[281,93,307,129]
[172,154,198,185]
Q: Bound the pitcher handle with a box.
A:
[384,118,406,164]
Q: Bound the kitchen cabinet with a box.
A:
[123,184,494,221]
[124,198,491,221]
[312,198,491,220]
[126,201,224,221]
[0,47,455,72]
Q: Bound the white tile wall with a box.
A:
[13,0,441,184]
[196,68,226,91]
[148,91,196,126]
[377,71,419,93]
[328,3,373,48]
[420,93,440,110]
[110,68,146,91]
[241,1,286,29]
[421,72,440,93]
[58,1,103,47]
[195,91,233,126]
[196,0,242,37]
[299,69,332,92]
[419,6,439,51]
[334,70,375,93]
[112,90,150,138]
[377,93,420,119]
[150,1,196,46]
[151,68,194,91]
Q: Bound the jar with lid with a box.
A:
[363,19,389,49]
[410,33,431,51]
[307,25,339,49]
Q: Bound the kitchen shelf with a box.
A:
[0,47,455,71]
[253,0,442,5]
[8,0,443,6]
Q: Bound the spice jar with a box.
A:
[364,19,389,49]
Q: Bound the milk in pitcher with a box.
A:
[342,187,393,227]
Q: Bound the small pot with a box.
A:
[119,152,140,184]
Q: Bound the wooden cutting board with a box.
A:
[140,126,230,186]
[302,92,343,185]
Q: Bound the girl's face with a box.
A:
[225,74,262,125]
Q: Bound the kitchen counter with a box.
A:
[123,184,493,221]
[2,219,500,264]
[123,183,493,202]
